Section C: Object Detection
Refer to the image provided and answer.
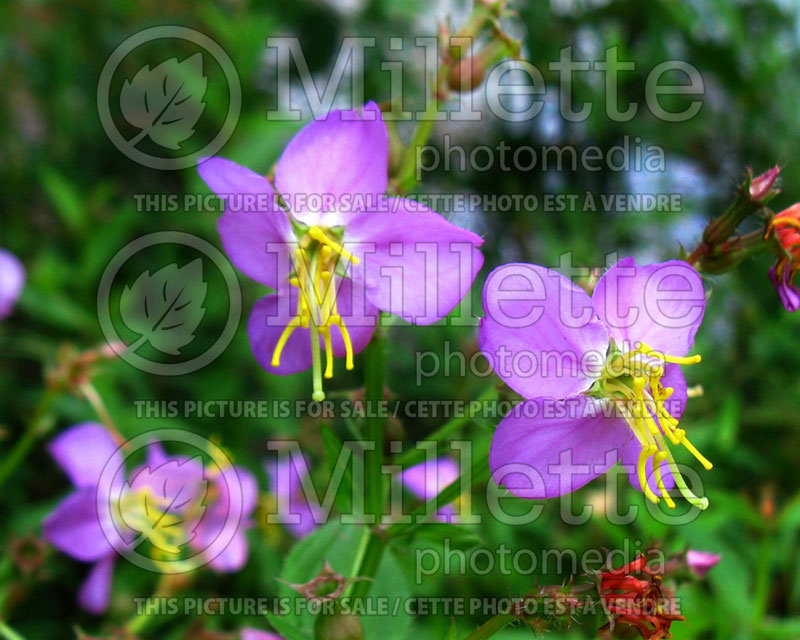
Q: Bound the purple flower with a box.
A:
[265,455,323,538]
[686,549,721,577]
[0,248,25,319]
[401,458,460,520]
[198,102,484,400]
[137,442,259,573]
[43,424,258,613]
[480,258,712,509]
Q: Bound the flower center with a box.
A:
[117,488,187,557]
[595,341,712,510]
[270,225,360,401]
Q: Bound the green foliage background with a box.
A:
[1,0,799,638]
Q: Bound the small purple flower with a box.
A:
[137,441,259,573]
[480,258,712,509]
[0,248,25,319]
[198,102,484,401]
[265,455,323,538]
[401,458,460,520]
[686,550,721,577]
[43,424,258,613]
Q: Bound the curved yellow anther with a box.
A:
[638,445,660,504]
[309,226,360,265]
[271,316,306,367]
[652,451,675,509]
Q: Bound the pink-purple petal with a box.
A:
[77,554,115,614]
[480,263,609,399]
[248,289,312,375]
[274,102,388,228]
[48,423,122,490]
[241,628,283,640]
[0,248,25,319]
[489,396,631,499]
[401,458,459,501]
[593,257,706,356]
[205,529,249,572]
[659,363,688,423]
[43,488,112,562]
[198,156,294,288]
[346,198,484,325]
[768,264,800,312]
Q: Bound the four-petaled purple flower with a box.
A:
[0,248,25,320]
[43,423,257,613]
[401,457,461,521]
[198,102,484,401]
[480,258,712,509]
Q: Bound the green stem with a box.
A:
[310,324,325,402]
[80,382,126,446]
[347,530,387,600]
[345,332,387,600]
[0,388,57,492]
[462,612,515,640]
[364,332,385,518]
[395,89,446,195]
[752,524,774,627]
[0,621,26,640]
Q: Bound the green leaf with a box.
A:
[278,522,411,640]
[265,612,313,640]
[39,167,86,233]
[411,523,482,551]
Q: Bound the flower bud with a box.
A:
[686,550,721,578]
[749,165,780,203]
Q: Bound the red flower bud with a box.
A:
[749,165,780,203]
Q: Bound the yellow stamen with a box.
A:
[308,226,361,265]
[271,315,304,367]
[321,327,334,379]
[637,342,702,365]
[597,340,711,509]
[652,451,676,508]
[331,314,354,370]
[638,445,660,504]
